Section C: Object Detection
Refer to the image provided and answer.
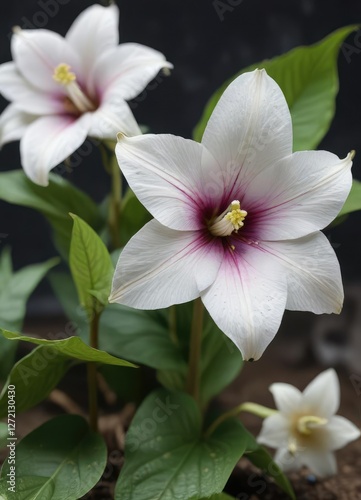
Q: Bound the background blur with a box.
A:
[0,0,361,369]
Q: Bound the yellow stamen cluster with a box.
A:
[209,200,247,237]
[53,63,76,85]
[297,415,328,435]
[224,201,247,231]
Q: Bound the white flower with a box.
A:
[257,369,360,477]
[0,4,172,186]
[109,69,353,361]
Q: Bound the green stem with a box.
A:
[204,402,277,439]
[186,298,204,404]
[108,156,122,250]
[87,311,100,432]
[168,306,179,347]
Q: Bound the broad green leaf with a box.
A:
[337,179,361,217]
[158,303,243,406]
[193,26,357,152]
[0,330,135,367]
[0,415,107,500]
[50,272,186,371]
[69,214,114,318]
[115,389,248,500]
[0,170,103,259]
[0,253,59,380]
[0,345,70,418]
[0,422,7,449]
[243,427,295,499]
[0,330,135,418]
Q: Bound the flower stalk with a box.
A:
[205,402,277,439]
[186,298,204,405]
[87,310,101,432]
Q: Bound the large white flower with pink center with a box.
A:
[0,3,172,186]
[109,69,353,360]
[257,369,360,476]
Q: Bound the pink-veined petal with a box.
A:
[89,100,141,140]
[269,383,303,415]
[109,219,223,309]
[0,104,35,147]
[299,450,337,477]
[91,43,173,101]
[200,242,287,361]
[11,29,81,93]
[0,62,64,115]
[116,133,222,231]
[259,233,344,315]
[326,415,361,451]
[246,150,353,241]
[201,69,292,200]
[66,4,119,79]
[20,113,92,186]
[301,369,340,418]
[257,413,290,448]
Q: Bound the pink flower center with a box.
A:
[53,63,96,114]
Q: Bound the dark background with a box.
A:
[1,0,361,304]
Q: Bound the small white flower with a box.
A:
[109,69,353,361]
[257,368,360,477]
[0,4,172,186]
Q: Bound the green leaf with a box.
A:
[69,214,114,318]
[193,26,357,151]
[0,330,135,367]
[0,330,136,417]
[0,422,7,449]
[0,170,103,259]
[190,495,235,500]
[0,415,107,499]
[0,253,59,380]
[337,179,361,217]
[0,345,70,418]
[50,272,186,371]
[115,389,248,500]
[244,428,295,499]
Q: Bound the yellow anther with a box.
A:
[53,63,76,85]
[224,200,247,231]
[297,415,328,435]
[209,200,247,237]
[288,439,298,456]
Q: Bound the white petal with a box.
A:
[91,43,173,101]
[11,29,81,93]
[200,242,287,360]
[259,233,344,315]
[274,447,301,472]
[20,113,92,186]
[326,415,361,451]
[109,219,223,309]
[0,62,64,115]
[0,104,35,147]
[246,150,353,240]
[201,69,292,200]
[269,383,303,415]
[89,100,141,140]
[257,413,289,448]
[302,369,340,417]
[116,133,222,231]
[66,4,119,79]
[299,450,337,477]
